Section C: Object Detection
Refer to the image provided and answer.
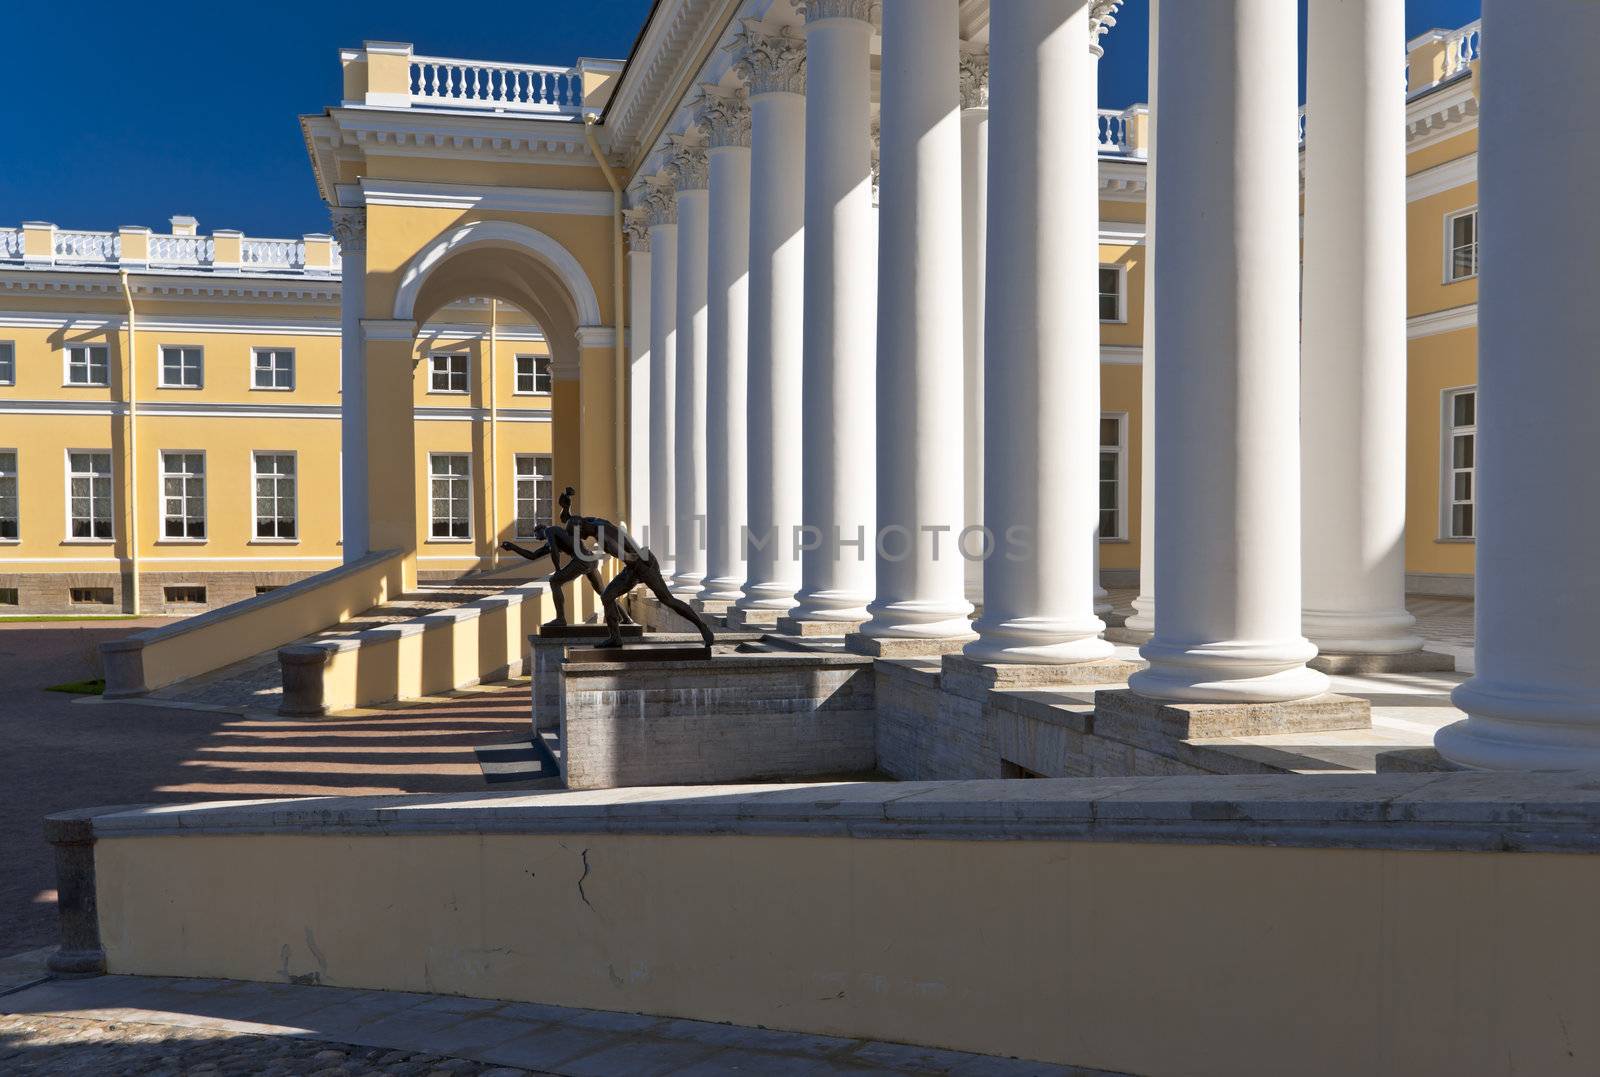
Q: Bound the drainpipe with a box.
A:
[583,114,629,522]
[488,298,500,568]
[118,271,141,616]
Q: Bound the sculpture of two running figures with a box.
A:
[500,486,715,650]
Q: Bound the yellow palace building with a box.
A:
[0,18,1481,616]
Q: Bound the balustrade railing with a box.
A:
[1,225,336,275]
[1097,106,1148,157]
[149,234,215,266]
[0,229,22,259]
[410,56,583,114]
[241,237,306,269]
[1443,20,1481,81]
[54,230,119,262]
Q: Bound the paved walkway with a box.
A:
[0,971,1096,1076]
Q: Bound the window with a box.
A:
[1098,266,1125,323]
[1446,208,1478,282]
[69,587,114,605]
[160,452,206,540]
[430,454,472,539]
[1099,414,1126,540]
[514,455,553,537]
[64,344,109,387]
[429,352,469,394]
[0,341,13,385]
[0,451,15,540]
[0,588,17,606]
[67,451,113,540]
[515,354,552,395]
[163,585,207,605]
[1444,388,1476,539]
[159,345,204,388]
[251,348,295,390]
[253,452,298,540]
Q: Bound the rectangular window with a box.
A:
[163,585,207,605]
[430,454,472,539]
[159,345,204,389]
[514,454,553,537]
[160,451,206,540]
[1098,266,1124,323]
[0,450,16,540]
[67,451,113,540]
[514,354,552,395]
[1444,388,1476,539]
[64,344,109,387]
[69,587,113,605]
[1446,208,1478,282]
[0,341,14,385]
[253,452,298,540]
[429,353,469,394]
[1099,414,1126,540]
[251,348,295,390]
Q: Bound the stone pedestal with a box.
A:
[846,634,971,659]
[941,653,1146,699]
[692,597,734,618]
[1309,649,1455,675]
[530,625,642,732]
[726,606,781,628]
[1104,626,1153,647]
[776,615,864,638]
[1093,688,1371,739]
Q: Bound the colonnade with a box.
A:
[622,0,1600,769]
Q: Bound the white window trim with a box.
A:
[0,341,15,386]
[251,450,300,544]
[1443,205,1479,284]
[157,449,208,544]
[1098,263,1128,325]
[428,352,471,396]
[250,347,296,392]
[513,452,554,538]
[428,452,474,542]
[0,447,18,543]
[1099,411,1129,542]
[513,353,553,397]
[158,344,206,390]
[64,447,115,544]
[61,343,110,388]
[1439,386,1477,542]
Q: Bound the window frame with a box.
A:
[0,340,14,386]
[158,344,205,390]
[62,343,110,388]
[1098,263,1127,325]
[250,347,296,392]
[64,448,114,543]
[0,448,18,543]
[1098,411,1129,542]
[428,352,471,395]
[1443,206,1479,284]
[513,353,553,396]
[158,449,207,542]
[251,450,299,543]
[1440,386,1477,542]
[428,452,474,542]
[513,453,554,538]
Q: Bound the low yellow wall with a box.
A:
[94,828,1598,1077]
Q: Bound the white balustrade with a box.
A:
[241,237,306,270]
[149,234,215,266]
[1444,20,1481,79]
[53,230,119,262]
[410,56,583,114]
[0,229,22,259]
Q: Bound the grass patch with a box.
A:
[45,679,106,696]
[0,615,139,623]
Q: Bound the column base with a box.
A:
[1093,688,1371,739]
[776,615,866,638]
[940,653,1146,700]
[1104,626,1153,646]
[727,606,784,628]
[845,634,974,658]
[47,948,106,977]
[691,597,735,617]
[1308,649,1456,675]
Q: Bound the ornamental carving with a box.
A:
[695,86,752,149]
[728,20,806,97]
[869,114,880,206]
[1090,1,1123,57]
[958,45,989,111]
[791,0,880,27]
[665,135,710,192]
[329,207,366,255]
[623,208,652,253]
[642,178,678,227]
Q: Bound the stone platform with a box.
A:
[528,623,642,733]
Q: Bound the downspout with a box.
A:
[118,271,141,615]
[488,298,500,568]
[583,113,630,523]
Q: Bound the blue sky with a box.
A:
[0,0,1479,240]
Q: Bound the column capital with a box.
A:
[792,0,880,28]
[869,114,880,204]
[1090,1,1123,58]
[695,85,752,150]
[330,207,367,255]
[643,175,678,227]
[623,207,652,253]
[728,20,806,97]
[958,44,989,111]
[665,134,710,192]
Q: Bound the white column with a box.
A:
[1439,0,1600,769]
[624,212,652,535]
[644,181,678,576]
[959,46,988,611]
[1090,3,1118,621]
[732,23,807,616]
[788,0,877,627]
[332,207,368,563]
[670,139,711,597]
[698,89,753,604]
[1124,0,1158,636]
[964,0,1110,665]
[859,0,972,644]
[1300,0,1419,656]
[1128,0,1326,703]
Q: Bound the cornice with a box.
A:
[1406,77,1478,151]
[1408,303,1477,340]
[1407,153,1476,202]
[0,269,341,304]
[305,108,600,187]
[1099,158,1148,202]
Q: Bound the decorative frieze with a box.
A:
[696,86,752,149]
[958,45,990,111]
[728,21,806,97]
[1090,1,1123,57]
[623,208,652,253]
[330,208,367,255]
[792,0,881,27]
[665,135,711,192]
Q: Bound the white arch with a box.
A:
[392,219,603,326]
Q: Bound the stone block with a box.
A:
[1375,747,1466,773]
[725,606,782,628]
[844,634,973,658]
[774,615,865,637]
[1308,649,1457,674]
[1103,626,1152,646]
[940,653,1146,702]
[1092,688,1372,739]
